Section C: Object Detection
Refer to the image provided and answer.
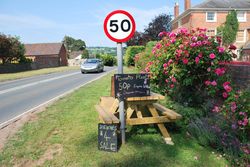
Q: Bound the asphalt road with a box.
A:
[0,66,116,125]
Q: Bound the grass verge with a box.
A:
[0,68,229,167]
[0,66,79,82]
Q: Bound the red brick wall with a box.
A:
[172,11,250,50]
[226,62,250,89]
[34,55,59,68]
[59,45,68,66]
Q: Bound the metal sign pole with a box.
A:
[117,42,125,144]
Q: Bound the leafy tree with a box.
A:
[62,36,86,52]
[0,34,26,64]
[219,10,239,46]
[143,14,172,41]
[95,53,101,59]
[126,31,145,46]
[126,14,172,46]
[81,49,89,59]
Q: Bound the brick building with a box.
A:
[171,0,250,57]
[25,43,68,68]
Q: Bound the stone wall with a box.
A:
[0,63,33,73]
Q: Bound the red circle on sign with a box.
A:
[104,10,136,43]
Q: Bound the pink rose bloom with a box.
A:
[170,39,176,43]
[197,41,202,46]
[223,81,230,87]
[212,105,220,113]
[207,67,211,72]
[195,57,200,64]
[198,53,203,58]
[222,92,228,98]
[176,49,183,57]
[242,118,249,126]
[156,42,162,49]
[214,68,225,76]
[211,80,217,86]
[170,84,174,88]
[169,32,176,38]
[152,49,156,54]
[190,43,196,47]
[231,102,237,112]
[191,36,197,41]
[205,80,211,86]
[171,77,177,83]
[209,53,216,59]
[163,63,168,68]
[218,47,225,53]
[158,31,168,37]
[224,85,232,92]
[182,58,189,64]
[165,79,169,83]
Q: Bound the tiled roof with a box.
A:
[193,0,250,9]
[25,43,64,56]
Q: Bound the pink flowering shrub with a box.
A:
[145,27,249,130]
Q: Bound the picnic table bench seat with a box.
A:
[96,94,182,145]
[95,96,119,124]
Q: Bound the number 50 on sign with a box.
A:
[104,10,136,43]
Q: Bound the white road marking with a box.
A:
[0,72,80,95]
[0,69,116,129]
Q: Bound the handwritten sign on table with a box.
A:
[114,74,150,100]
[98,124,118,152]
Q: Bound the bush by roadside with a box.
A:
[125,46,145,66]
[100,54,116,66]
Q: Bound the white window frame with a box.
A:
[236,29,246,43]
[237,11,246,22]
[206,11,217,22]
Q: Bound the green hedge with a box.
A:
[124,46,145,66]
[100,54,116,66]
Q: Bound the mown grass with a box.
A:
[0,66,79,82]
[0,68,229,167]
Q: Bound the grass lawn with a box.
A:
[0,66,79,82]
[0,68,229,167]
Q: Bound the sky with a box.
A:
[0,0,200,47]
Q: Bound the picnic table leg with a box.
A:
[147,104,174,145]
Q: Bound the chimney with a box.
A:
[174,2,179,18]
[185,0,191,10]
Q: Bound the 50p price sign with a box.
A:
[104,10,136,43]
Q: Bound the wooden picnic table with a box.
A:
[95,93,182,145]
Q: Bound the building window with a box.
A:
[237,11,246,22]
[206,12,216,22]
[206,29,216,36]
[236,30,245,42]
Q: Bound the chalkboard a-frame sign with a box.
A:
[98,124,118,152]
[114,74,150,100]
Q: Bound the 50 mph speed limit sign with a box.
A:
[104,10,136,43]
